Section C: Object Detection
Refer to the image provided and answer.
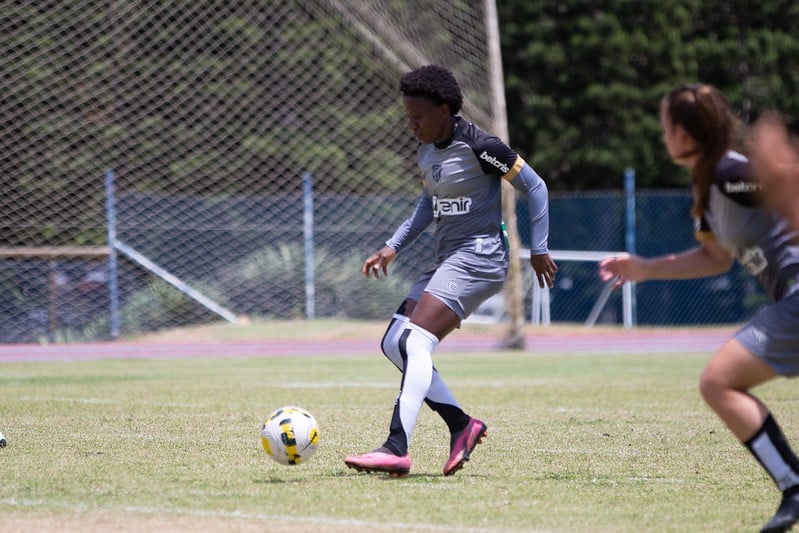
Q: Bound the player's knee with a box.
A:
[698,366,725,407]
[381,314,409,369]
[380,331,398,359]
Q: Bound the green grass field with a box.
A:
[0,323,794,532]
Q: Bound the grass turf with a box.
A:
[0,331,793,532]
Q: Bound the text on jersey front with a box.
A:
[432,195,472,218]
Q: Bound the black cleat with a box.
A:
[762,490,799,533]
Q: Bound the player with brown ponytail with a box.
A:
[661,84,740,218]
[600,83,799,533]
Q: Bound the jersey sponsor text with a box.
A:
[479,151,510,174]
[433,195,472,217]
[724,180,761,194]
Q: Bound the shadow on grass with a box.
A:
[253,469,488,484]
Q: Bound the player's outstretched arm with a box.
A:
[599,241,733,287]
[598,253,646,288]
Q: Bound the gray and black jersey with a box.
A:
[386,117,550,261]
[697,151,799,302]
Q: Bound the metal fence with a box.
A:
[0,186,764,343]
[1,1,763,343]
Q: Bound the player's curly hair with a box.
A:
[400,65,463,116]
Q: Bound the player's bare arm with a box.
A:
[644,241,733,280]
[598,253,645,287]
[599,240,733,287]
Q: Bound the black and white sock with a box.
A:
[381,315,467,433]
[383,323,438,456]
[746,413,799,492]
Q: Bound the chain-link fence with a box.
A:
[515,191,765,327]
[2,2,763,344]
[1,0,504,342]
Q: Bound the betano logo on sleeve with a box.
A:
[433,195,472,217]
[479,150,510,174]
[724,180,762,194]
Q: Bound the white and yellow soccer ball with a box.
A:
[260,406,320,465]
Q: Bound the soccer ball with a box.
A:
[260,406,320,465]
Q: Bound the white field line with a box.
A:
[1,497,550,533]
[17,396,200,408]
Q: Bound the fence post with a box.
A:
[104,169,120,339]
[303,172,315,320]
[624,167,637,328]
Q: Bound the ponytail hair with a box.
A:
[662,84,740,217]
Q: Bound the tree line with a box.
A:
[498,0,799,190]
[1,1,797,248]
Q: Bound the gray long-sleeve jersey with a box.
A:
[386,117,550,261]
[699,151,799,302]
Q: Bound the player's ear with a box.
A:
[676,124,697,148]
[440,101,451,118]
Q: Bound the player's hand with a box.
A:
[362,246,397,279]
[598,253,645,287]
[530,253,557,289]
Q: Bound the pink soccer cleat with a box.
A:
[443,417,487,476]
[344,447,411,477]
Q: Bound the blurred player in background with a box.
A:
[344,64,557,477]
[749,112,799,233]
[599,83,799,533]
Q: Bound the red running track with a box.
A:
[0,328,734,362]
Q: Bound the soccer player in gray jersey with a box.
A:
[344,65,557,477]
[600,84,799,533]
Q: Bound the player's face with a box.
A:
[403,95,451,144]
[659,101,698,167]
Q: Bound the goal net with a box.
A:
[1,0,518,343]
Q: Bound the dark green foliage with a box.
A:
[3,0,797,248]
[499,0,799,190]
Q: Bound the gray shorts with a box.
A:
[734,292,799,376]
[405,249,508,320]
